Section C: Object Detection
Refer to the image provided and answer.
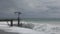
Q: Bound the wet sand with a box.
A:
[0,30,18,34]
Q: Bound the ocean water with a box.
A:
[16,18,60,34]
[21,18,60,24]
[0,18,60,34]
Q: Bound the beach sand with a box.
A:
[0,30,18,34]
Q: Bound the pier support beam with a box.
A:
[18,18,20,26]
[10,20,13,26]
[14,12,21,26]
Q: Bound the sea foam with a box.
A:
[0,21,60,34]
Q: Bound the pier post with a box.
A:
[14,12,21,26]
[18,14,20,26]
[10,20,13,26]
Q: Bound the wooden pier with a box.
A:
[0,19,21,26]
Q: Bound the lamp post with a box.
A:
[14,12,21,26]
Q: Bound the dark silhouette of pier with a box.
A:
[0,19,21,26]
[0,8,23,27]
[0,12,22,27]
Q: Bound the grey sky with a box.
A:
[0,0,60,18]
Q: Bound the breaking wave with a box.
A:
[20,21,60,34]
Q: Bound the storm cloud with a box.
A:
[0,0,60,18]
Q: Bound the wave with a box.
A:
[0,21,60,34]
[19,21,60,34]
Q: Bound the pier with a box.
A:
[0,19,21,26]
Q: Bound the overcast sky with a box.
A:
[0,0,60,18]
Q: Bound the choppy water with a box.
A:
[20,18,60,34]
[0,18,60,34]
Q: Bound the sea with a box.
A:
[0,18,60,34]
[20,18,60,24]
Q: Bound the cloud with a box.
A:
[19,0,60,18]
[0,0,17,19]
[0,0,60,18]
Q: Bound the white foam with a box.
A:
[0,21,60,34]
